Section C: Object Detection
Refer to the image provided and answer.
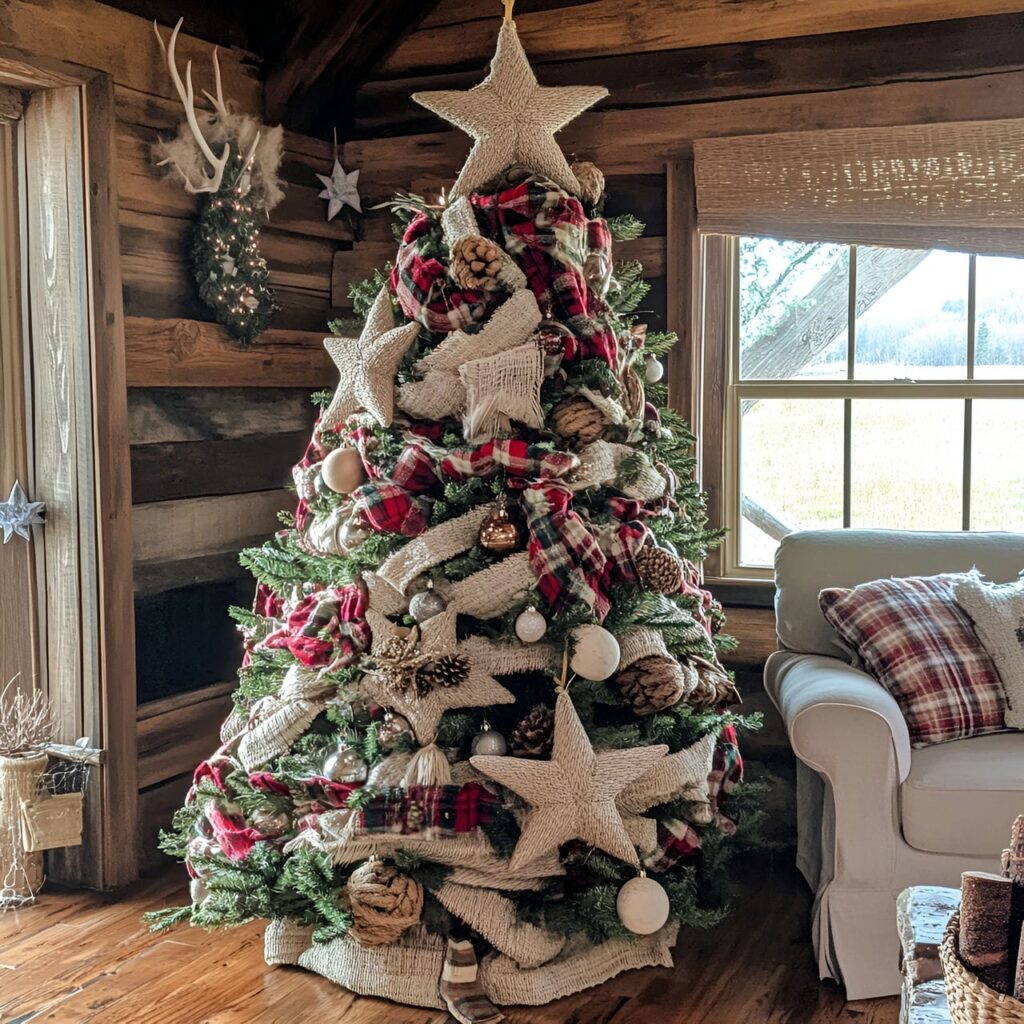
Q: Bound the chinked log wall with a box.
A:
[340,0,1024,825]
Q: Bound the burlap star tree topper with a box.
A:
[412,21,607,199]
[361,607,515,744]
[472,691,667,870]
[322,287,420,429]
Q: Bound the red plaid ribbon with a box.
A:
[354,782,495,838]
[441,438,577,481]
[391,212,493,334]
[262,584,371,669]
[472,180,619,366]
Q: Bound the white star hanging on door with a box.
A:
[0,481,45,543]
[316,159,361,221]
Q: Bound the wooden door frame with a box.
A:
[0,44,137,889]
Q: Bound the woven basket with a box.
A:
[940,910,1024,1024]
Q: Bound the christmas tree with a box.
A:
[150,10,760,1017]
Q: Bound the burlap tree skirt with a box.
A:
[264,918,680,1007]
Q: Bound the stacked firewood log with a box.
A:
[958,816,1024,998]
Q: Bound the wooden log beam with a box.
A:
[382,0,1024,75]
[344,69,1024,190]
[263,0,442,135]
[4,0,261,109]
[355,13,1024,137]
[132,490,289,563]
[124,317,333,388]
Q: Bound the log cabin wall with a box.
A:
[3,0,352,870]
[338,0,1024,833]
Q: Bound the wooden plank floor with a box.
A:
[0,858,899,1023]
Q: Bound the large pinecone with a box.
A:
[616,655,696,715]
[451,234,502,291]
[635,545,685,594]
[509,704,555,758]
[686,655,740,709]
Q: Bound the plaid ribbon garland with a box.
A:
[391,212,493,334]
[262,584,371,669]
[441,438,578,482]
[355,782,496,838]
[472,180,619,366]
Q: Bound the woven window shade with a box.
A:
[694,119,1024,255]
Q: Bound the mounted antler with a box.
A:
[153,17,233,193]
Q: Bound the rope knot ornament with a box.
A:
[345,859,424,947]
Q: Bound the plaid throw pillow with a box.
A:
[819,574,1007,747]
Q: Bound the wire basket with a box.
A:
[941,910,1024,1024]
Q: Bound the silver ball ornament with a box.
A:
[378,712,413,749]
[322,742,368,783]
[569,624,621,681]
[514,606,547,643]
[409,587,448,624]
[616,874,670,935]
[644,356,665,383]
[338,519,369,552]
[471,723,508,756]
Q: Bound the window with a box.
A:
[719,235,1024,577]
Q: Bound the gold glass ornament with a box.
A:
[479,505,520,553]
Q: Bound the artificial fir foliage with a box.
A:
[152,8,761,1012]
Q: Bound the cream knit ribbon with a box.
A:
[435,551,537,619]
[460,341,545,443]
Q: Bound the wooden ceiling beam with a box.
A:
[264,0,442,136]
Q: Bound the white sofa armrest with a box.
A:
[765,651,911,783]
[765,650,911,891]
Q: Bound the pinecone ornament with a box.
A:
[346,860,424,947]
[686,655,741,709]
[451,234,503,291]
[551,395,607,445]
[621,365,645,419]
[415,653,470,695]
[635,545,685,594]
[571,160,606,208]
[615,655,695,715]
[509,704,555,758]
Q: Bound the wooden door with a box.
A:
[0,66,138,889]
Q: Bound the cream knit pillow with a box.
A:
[954,575,1024,730]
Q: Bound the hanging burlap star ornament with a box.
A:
[412,21,607,199]
[360,608,515,746]
[471,690,666,869]
[322,287,420,429]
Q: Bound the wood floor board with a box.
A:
[0,861,898,1023]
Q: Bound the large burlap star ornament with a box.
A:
[322,287,419,429]
[471,690,667,869]
[361,607,515,744]
[412,21,607,199]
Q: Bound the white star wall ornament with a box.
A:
[412,21,607,199]
[322,287,420,429]
[0,481,45,544]
[471,690,667,870]
[317,158,361,220]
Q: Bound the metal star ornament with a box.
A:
[412,21,607,199]
[322,287,420,429]
[316,158,361,220]
[0,481,45,543]
[360,607,515,745]
[472,690,667,870]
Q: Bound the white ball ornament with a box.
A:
[644,356,665,384]
[569,624,620,681]
[616,874,670,935]
[515,606,547,643]
[320,447,366,495]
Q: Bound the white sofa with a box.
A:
[764,529,1024,1000]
